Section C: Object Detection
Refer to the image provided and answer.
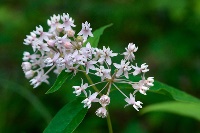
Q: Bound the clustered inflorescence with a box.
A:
[22,13,154,118]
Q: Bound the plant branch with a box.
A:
[80,65,113,132]
[80,66,100,93]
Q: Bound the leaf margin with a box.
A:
[45,70,73,94]
[85,23,113,47]
[43,97,88,133]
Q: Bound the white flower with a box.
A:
[44,53,60,67]
[23,32,36,45]
[32,39,50,54]
[44,58,53,67]
[55,35,70,49]
[132,63,149,76]
[56,57,65,67]
[144,77,154,87]
[78,21,93,41]
[96,107,107,118]
[123,43,138,61]
[51,14,60,22]
[147,77,154,85]
[99,95,110,107]
[80,43,94,59]
[125,93,143,111]
[98,46,117,65]
[95,66,111,81]
[113,59,132,78]
[84,60,96,74]
[23,52,31,61]
[82,91,99,109]
[34,25,52,41]
[47,14,62,33]
[72,79,88,96]
[61,13,76,31]
[64,53,74,66]
[70,50,84,64]
[132,80,149,95]
[30,70,49,88]
[93,48,102,61]
[22,13,154,117]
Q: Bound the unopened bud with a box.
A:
[76,36,83,42]
[22,62,32,71]
[67,30,75,37]
[47,40,55,47]
[56,24,63,32]
[64,42,72,49]
[100,95,110,107]
[25,70,34,79]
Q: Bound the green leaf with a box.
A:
[114,76,200,103]
[45,71,73,94]
[85,23,113,47]
[44,98,88,133]
[141,102,200,121]
[149,81,200,103]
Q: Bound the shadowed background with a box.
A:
[0,0,200,132]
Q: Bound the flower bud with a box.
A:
[56,24,63,32]
[25,70,34,79]
[67,30,75,37]
[64,42,72,49]
[76,36,83,42]
[47,40,56,47]
[22,62,32,71]
[99,95,110,107]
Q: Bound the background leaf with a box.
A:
[85,23,113,47]
[141,102,200,121]
[44,97,88,133]
[45,71,73,94]
[0,80,52,124]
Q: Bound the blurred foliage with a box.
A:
[0,0,200,133]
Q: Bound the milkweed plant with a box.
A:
[21,13,155,132]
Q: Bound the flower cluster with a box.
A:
[22,13,154,118]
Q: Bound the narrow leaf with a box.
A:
[45,71,73,94]
[85,23,113,47]
[141,102,200,121]
[44,98,88,133]
[149,81,200,103]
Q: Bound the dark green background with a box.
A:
[0,0,200,132]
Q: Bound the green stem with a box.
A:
[80,66,113,132]
[80,66,100,93]
[106,107,113,133]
